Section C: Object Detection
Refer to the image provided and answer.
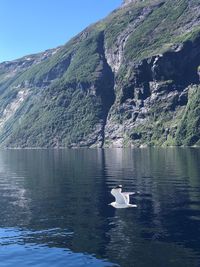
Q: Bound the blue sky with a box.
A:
[0,0,122,63]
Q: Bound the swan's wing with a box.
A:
[123,192,135,195]
[111,189,127,204]
[122,194,129,204]
[122,192,135,204]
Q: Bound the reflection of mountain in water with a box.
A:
[0,152,32,227]
[103,148,200,266]
[0,149,199,267]
[0,150,115,260]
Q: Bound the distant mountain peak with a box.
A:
[122,0,144,5]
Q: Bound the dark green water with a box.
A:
[0,148,200,267]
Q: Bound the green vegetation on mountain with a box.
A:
[0,0,200,148]
[176,86,200,146]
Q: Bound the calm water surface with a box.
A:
[0,148,200,267]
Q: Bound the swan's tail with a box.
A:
[128,204,137,208]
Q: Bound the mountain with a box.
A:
[0,0,200,148]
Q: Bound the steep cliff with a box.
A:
[0,0,200,148]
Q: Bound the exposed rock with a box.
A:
[105,3,162,73]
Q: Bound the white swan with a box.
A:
[109,185,137,208]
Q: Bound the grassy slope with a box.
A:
[0,27,110,147]
[125,0,188,61]
[176,85,200,146]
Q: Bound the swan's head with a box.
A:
[113,185,122,192]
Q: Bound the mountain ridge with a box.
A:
[0,0,200,148]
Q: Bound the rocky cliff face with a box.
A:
[0,0,200,148]
[105,36,200,147]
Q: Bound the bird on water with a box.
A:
[109,185,137,208]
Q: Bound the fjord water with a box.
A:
[0,149,200,267]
